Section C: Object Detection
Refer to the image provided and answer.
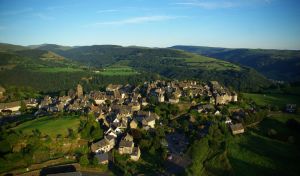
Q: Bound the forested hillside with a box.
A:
[0,43,271,92]
[171,45,300,82]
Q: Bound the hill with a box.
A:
[29,44,72,52]
[171,45,300,82]
[0,43,271,92]
[0,43,28,52]
[51,45,271,91]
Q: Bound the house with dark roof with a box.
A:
[118,133,134,155]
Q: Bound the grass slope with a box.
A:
[242,93,300,108]
[96,65,139,76]
[228,113,300,176]
[171,45,300,81]
[14,115,80,137]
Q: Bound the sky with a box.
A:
[0,0,299,49]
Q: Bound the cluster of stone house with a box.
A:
[0,80,240,163]
[1,80,238,116]
[0,99,38,116]
[209,81,238,105]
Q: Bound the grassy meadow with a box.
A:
[184,54,241,71]
[33,67,84,73]
[242,93,300,108]
[96,66,139,76]
[227,112,300,176]
[13,115,80,137]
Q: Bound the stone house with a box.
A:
[130,119,138,129]
[91,91,107,105]
[119,133,134,155]
[91,135,115,153]
[142,115,156,128]
[106,84,122,92]
[131,147,141,161]
[168,96,179,104]
[0,101,21,112]
[230,123,244,135]
[130,102,141,112]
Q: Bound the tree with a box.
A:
[0,139,11,154]
[79,155,89,166]
[67,128,76,139]
[19,101,27,113]
[92,156,99,166]
[90,123,103,141]
[186,138,210,176]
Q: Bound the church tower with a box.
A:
[76,84,83,97]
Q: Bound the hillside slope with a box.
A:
[171,45,300,82]
[52,45,271,91]
[0,44,271,92]
[0,43,28,52]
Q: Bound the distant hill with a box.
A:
[29,44,72,52]
[0,43,272,92]
[48,45,271,91]
[0,43,28,52]
[171,45,300,82]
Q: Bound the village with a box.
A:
[0,80,246,165]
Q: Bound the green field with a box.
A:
[33,67,84,73]
[96,66,139,76]
[184,54,241,71]
[242,93,300,108]
[227,113,300,176]
[13,115,80,137]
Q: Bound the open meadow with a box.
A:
[242,93,300,108]
[96,66,139,76]
[227,112,300,176]
[13,115,80,137]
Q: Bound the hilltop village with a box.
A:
[0,80,242,164]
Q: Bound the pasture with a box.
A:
[96,66,139,76]
[242,93,300,108]
[13,115,80,137]
[227,112,300,176]
[184,55,240,71]
[33,67,84,73]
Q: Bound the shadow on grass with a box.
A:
[229,157,278,176]
[231,130,300,176]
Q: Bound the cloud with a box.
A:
[174,1,236,9]
[174,0,272,9]
[88,15,182,26]
[46,6,65,11]
[34,13,55,20]
[0,8,33,16]
[96,9,120,13]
